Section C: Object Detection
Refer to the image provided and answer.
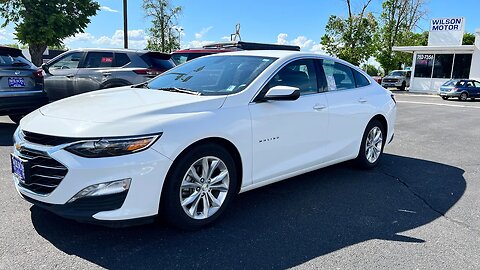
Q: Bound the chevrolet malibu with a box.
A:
[11,51,396,229]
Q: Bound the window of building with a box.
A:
[414,54,434,78]
[432,54,454,78]
[322,60,356,90]
[452,54,472,79]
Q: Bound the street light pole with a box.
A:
[123,0,128,49]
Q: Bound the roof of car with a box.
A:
[215,50,333,60]
[68,48,170,55]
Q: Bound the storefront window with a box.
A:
[452,54,472,79]
[414,54,434,78]
[432,54,453,78]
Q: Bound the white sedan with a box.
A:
[11,51,396,229]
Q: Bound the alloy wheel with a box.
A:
[179,156,230,220]
[460,93,468,101]
[365,127,383,163]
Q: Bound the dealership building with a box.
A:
[393,17,480,93]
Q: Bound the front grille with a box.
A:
[383,78,398,83]
[17,147,68,195]
[22,131,78,146]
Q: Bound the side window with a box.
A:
[322,60,356,91]
[83,52,114,68]
[353,69,370,88]
[114,53,131,67]
[266,59,318,95]
[474,81,480,88]
[50,52,82,70]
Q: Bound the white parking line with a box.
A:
[397,100,480,109]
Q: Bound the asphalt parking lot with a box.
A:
[0,93,479,270]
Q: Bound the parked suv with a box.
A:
[0,46,48,123]
[42,48,174,101]
[171,41,300,65]
[381,70,411,91]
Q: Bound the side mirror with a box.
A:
[41,63,51,75]
[263,86,300,101]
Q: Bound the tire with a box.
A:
[8,114,23,124]
[459,92,468,101]
[355,119,385,169]
[441,96,449,100]
[161,143,238,230]
[399,82,406,91]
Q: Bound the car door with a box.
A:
[44,52,83,101]
[321,59,373,160]
[473,81,480,97]
[75,51,115,95]
[249,59,330,184]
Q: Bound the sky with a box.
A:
[0,0,479,52]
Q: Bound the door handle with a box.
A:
[358,98,367,103]
[313,104,327,111]
[103,72,112,76]
[66,74,75,78]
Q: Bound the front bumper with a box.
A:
[382,82,402,88]
[12,130,173,225]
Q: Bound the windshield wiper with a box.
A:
[157,87,202,96]
[133,82,150,89]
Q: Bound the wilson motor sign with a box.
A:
[428,17,465,46]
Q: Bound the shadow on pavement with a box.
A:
[0,122,17,146]
[31,154,465,269]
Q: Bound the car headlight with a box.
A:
[65,134,161,158]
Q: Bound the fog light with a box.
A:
[68,178,131,203]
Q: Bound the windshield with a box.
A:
[388,71,405,77]
[147,55,277,95]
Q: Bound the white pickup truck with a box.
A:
[381,70,411,91]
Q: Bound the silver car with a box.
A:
[42,48,174,101]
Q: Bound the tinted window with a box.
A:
[114,53,130,67]
[266,59,318,95]
[353,69,370,87]
[0,50,31,67]
[171,53,212,65]
[142,53,175,71]
[83,52,114,68]
[322,60,355,90]
[389,71,406,76]
[50,52,83,70]
[452,54,472,79]
[148,56,276,95]
[432,54,453,78]
[414,54,434,78]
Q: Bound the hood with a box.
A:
[39,87,226,123]
[20,87,226,138]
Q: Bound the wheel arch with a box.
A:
[164,137,244,195]
[371,114,388,137]
[100,78,132,89]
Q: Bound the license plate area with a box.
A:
[11,154,29,183]
[8,77,26,88]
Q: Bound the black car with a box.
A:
[0,46,48,123]
[438,79,480,101]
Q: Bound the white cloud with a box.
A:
[276,33,326,54]
[94,29,148,49]
[187,40,214,48]
[64,32,95,44]
[0,28,15,42]
[195,26,213,39]
[100,6,119,13]
[221,36,230,41]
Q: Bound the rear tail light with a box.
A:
[33,68,43,78]
[452,87,459,91]
[133,69,164,76]
[391,94,396,104]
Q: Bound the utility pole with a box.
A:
[123,0,128,49]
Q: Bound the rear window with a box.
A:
[171,53,212,65]
[442,79,459,86]
[141,52,175,71]
[114,53,131,67]
[0,50,31,67]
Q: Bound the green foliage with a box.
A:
[361,64,382,76]
[143,0,182,53]
[375,0,426,74]
[463,33,475,45]
[0,0,99,65]
[321,12,377,66]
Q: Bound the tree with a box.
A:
[463,33,475,45]
[320,0,377,66]
[361,64,382,76]
[0,0,99,66]
[376,0,427,74]
[143,0,182,53]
